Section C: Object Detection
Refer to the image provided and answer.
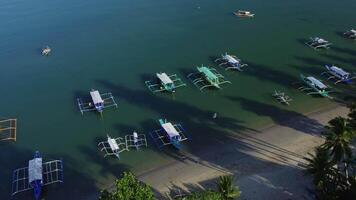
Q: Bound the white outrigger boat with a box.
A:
[77,89,118,115]
[98,132,147,159]
[233,10,254,17]
[145,72,186,93]
[298,74,332,98]
[321,65,355,84]
[343,29,356,39]
[272,90,292,105]
[305,37,332,50]
[41,46,51,56]
[215,53,248,71]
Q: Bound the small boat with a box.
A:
[234,10,255,17]
[305,37,332,50]
[322,65,355,84]
[272,90,292,105]
[343,29,356,39]
[30,151,42,200]
[90,89,104,113]
[215,52,248,71]
[41,46,51,56]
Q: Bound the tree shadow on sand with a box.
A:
[226,96,324,135]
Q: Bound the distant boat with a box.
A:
[234,10,255,18]
[41,46,51,56]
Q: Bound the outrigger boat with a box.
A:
[343,29,356,39]
[77,89,118,115]
[149,119,188,150]
[215,53,248,71]
[234,10,255,17]
[41,46,51,56]
[145,72,186,93]
[125,131,148,151]
[98,135,127,159]
[305,37,332,50]
[187,65,231,91]
[321,65,356,84]
[272,90,292,105]
[298,74,332,97]
[11,151,64,200]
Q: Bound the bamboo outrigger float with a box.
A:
[149,119,188,150]
[145,72,186,93]
[215,53,248,71]
[233,10,255,17]
[343,29,356,40]
[187,66,231,91]
[321,65,356,84]
[77,89,118,115]
[0,118,17,141]
[272,90,292,105]
[305,37,332,50]
[298,74,332,97]
[11,151,64,200]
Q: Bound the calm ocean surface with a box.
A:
[0,0,355,199]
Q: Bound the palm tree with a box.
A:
[322,117,354,163]
[304,147,334,186]
[347,102,356,131]
[216,175,241,200]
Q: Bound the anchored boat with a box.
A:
[11,151,64,199]
[322,65,355,84]
[149,119,188,150]
[41,46,51,56]
[77,89,118,115]
[298,74,332,98]
[305,37,332,50]
[343,29,356,39]
[234,10,254,17]
[215,52,248,71]
[187,65,231,90]
[145,72,186,93]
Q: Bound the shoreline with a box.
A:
[137,103,349,199]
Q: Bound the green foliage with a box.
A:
[176,190,222,200]
[304,147,334,186]
[304,106,356,200]
[322,117,354,163]
[216,175,241,200]
[98,171,154,200]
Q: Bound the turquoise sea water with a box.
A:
[0,0,355,199]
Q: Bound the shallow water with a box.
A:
[0,0,355,199]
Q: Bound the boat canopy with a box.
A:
[161,122,180,138]
[307,77,327,89]
[157,73,173,85]
[331,66,349,77]
[107,137,120,151]
[90,90,104,105]
[28,158,43,183]
[199,67,218,82]
[225,55,238,63]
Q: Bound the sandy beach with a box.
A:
[138,105,349,200]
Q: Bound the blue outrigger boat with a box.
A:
[321,65,355,84]
[11,151,64,199]
[149,119,189,150]
[30,151,43,200]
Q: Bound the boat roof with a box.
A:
[90,90,104,104]
[28,158,43,183]
[161,122,179,138]
[199,67,218,80]
[307,76,327,89]
[157,73,173,85]
[330,66,349,76]
[107,137,119,151]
